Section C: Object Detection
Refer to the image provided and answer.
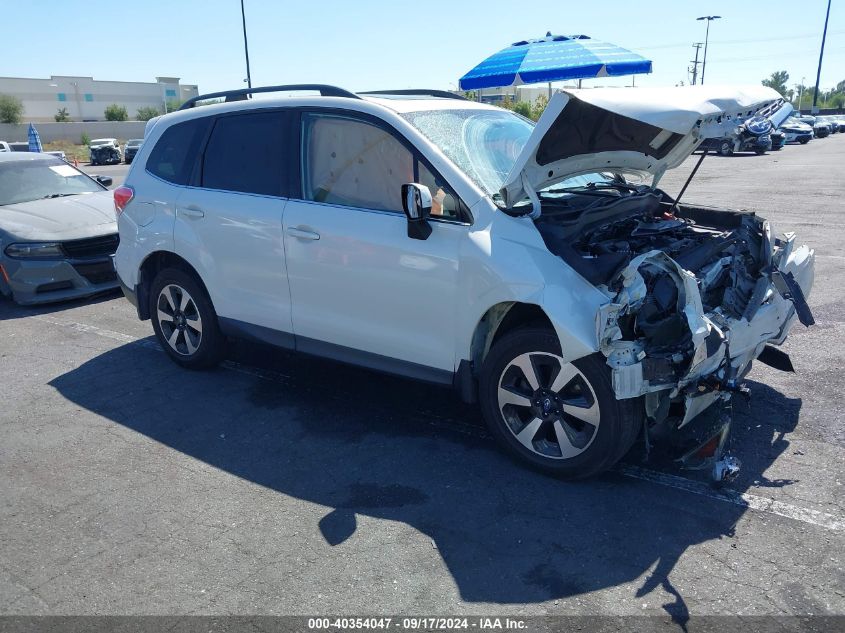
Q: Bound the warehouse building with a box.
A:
[0,75,199,122]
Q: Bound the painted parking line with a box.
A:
[619,465,844,532]
[32,314,845,533]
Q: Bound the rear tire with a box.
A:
[149,268,224,369]
[718,141,733,157]
[479,328,642,479]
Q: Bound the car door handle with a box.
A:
[178,205,205,218]
[286,227,320,241]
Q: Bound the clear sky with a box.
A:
[2,0,842,95]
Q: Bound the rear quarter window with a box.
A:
[146,117,211,185]
[200,111,286,196]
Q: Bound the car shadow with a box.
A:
[48,339,802,618]
[0,288,121,321]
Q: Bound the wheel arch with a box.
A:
[469,302,555,371]
[136,251,212,320]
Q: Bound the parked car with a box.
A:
[114,84,814,481]
[795,115,831,138]
[814,116,836,133]
[123,139,143,164]
[831,116,845,132]
[816,115,844,133]
[779,119,813,144]
[0,152,119,305]
[699,100,792,156]
[698,132,770,156]
[89,138,122,165]
[0,141,10,153]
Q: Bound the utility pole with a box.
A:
[798,76,806,113]
[811,0,831,114]
[697,15,721,85]
[690,42,703,85]
[240,0,253,91]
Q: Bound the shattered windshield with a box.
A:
[401,108,534,196]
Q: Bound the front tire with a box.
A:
[479,328,642,479]
[149,268,224,369]
[718,141,733,157]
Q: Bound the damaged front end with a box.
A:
[502,85,814,482]
[538,194,815,482]
[597,203,814,480]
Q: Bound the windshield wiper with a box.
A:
[544,181,640,195]
[43,193,80,199]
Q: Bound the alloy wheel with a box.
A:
[156,284,203,356]
[497,352,600,459]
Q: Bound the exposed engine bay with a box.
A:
[534,183,815,477]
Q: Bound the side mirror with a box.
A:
[401,183,432,240]
[96,175,113,187]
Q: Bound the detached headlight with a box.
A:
[4,242,64,259]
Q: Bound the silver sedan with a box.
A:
[0,152,119,305]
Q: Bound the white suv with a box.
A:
[114,84,814,480]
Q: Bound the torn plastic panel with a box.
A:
[537,187,814,478]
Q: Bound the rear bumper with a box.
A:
[117,272,149,320]
[118,276,138,309]
[1,254,119,305]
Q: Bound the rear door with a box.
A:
[174,109,294,342]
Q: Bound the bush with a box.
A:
[54,107,70,122]
[104,104,129,121]
[513,101,533,119]
[531,95,549,121]
[0,94,24,124]
[81,132,91,146]
[165,99,184,112]
[136,106,160,121]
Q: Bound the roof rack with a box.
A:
[179,84,360,110]
[360,89,468,101]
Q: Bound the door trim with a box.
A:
[296,336,454,385]
[217,316,454,385]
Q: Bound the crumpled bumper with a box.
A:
[597,231,815,421]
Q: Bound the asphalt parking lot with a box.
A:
[2,139,844,619]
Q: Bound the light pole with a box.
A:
[696,15,721,85]
[240,0,253,91]
[798,76,806,112]
[811,0,831,114]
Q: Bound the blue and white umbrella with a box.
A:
[459,33,652,90]
[27,123,42,153]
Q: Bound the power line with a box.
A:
[632,29,845,52]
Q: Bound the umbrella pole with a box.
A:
[547,82,551,99]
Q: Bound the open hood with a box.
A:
[500,85,782,213]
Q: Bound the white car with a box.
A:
[114,84,815,480]
[89,138,122,165]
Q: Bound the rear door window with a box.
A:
[146,117,210,185]
[201,111,286,196]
